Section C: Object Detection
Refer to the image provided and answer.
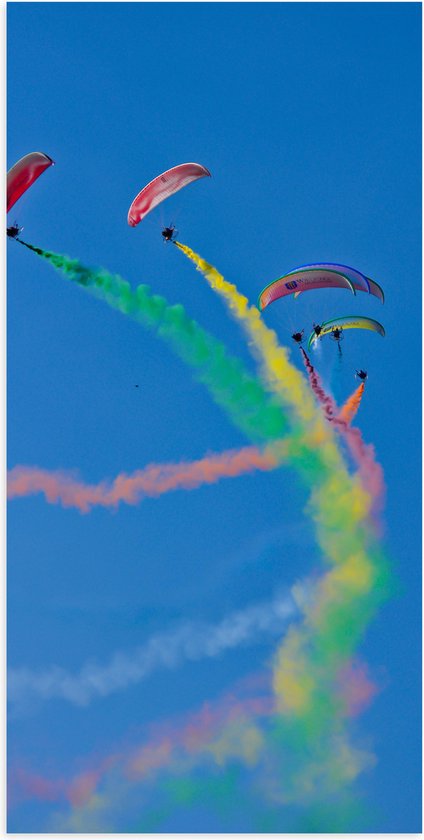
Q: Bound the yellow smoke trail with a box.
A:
[174,241,373,523]
[174,242,356,487]
[173,241,385,765]
[175,243,317,425]
[175,241,372,472]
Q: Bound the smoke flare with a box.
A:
[338,383,366,425]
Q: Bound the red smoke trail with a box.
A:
[7,446,279,513]
[300,349,384,515]
[300,348,338,421]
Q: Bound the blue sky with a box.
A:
[7,2,421,833]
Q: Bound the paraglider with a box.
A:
[330,327,343,343]
[127,162,211,227]
[330,325,344,355]
[7,151,54,213]
[366,278,385,304]
[7,222,23,239]
[258,263,385,311]
[308,316,385,350]
[292,262,384,304]
[312,323,323,338]
[356,369,368,381]
[162,225,177,242]
[291,330,304,344]
[258,267,356,310]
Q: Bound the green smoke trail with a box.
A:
[131,770,240,832]
[159,770,362,831]
[16,238,392,828]
[17,239,287,445]
[131,765,365,833]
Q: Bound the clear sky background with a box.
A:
[7,2,421,833]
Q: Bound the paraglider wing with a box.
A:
[291,263,370,293]
[127,162,211,227]
[7,152,54,212]
[289,263,384,304]
[366,277,385,303]
[308,315,385,349]
[258,268,355,311]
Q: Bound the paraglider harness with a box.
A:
[7,222,23,239]
[330,325,344,356]
[330,326,344,343]
[291,330,304,345]
[162,225,177,242]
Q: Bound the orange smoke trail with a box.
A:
[7,445,283,513]
[338,383,365,425]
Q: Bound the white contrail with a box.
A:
[8,591,297,708]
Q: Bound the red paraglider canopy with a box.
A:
[127,162,211,227]
[7,152,54,212]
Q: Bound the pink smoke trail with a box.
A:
[337,659,380,718]
[8,660,377,812]
[7,446,280,513]
[9,686,274,809]
[300,349,385,515]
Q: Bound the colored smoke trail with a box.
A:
[9,592,296,707]
[174,241,353,483]
[8,444,282,513]
[300,349,384,515]
[300,346,338,421]
[338,383,365,425]
[9,656,377,824]
[300,362,365,430]
[173,242,379,535]
[14,238,390,819]
[9,687,274,812]
[172,241,390,792]
[174,241,319,429]
[16,239,287,445]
